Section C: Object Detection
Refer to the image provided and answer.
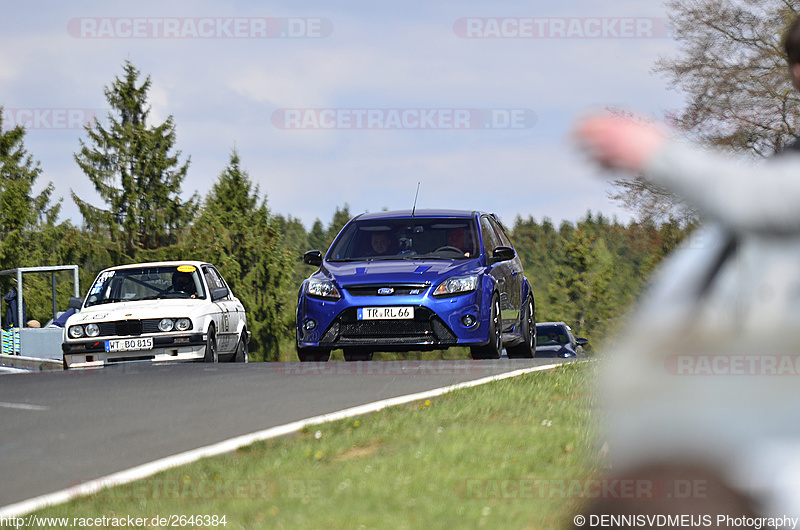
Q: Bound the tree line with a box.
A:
[0,60,694,360]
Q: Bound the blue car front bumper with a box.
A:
[297,288,491,351]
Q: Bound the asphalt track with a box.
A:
[0,358,567,513]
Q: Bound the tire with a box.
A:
[507,296,535,359]
[204,326,218,363]
[343,348,374,362]
[233,331,249,363]
[471,294,502,360]
[297,347,331,362]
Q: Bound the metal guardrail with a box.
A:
[0,354,63,371]
[0,266,80,368]
[0,265,81,328]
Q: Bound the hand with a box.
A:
[574,114,666,173]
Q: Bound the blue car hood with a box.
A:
[321,258,481,285]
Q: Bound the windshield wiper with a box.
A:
[404,254,462,260]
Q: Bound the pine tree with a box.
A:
[307,219,327,252]
[0,108,62,269]
[327,204,352,243]
[0,108,81,322]
[73,61,198,257]
[0,109,60,236]
[188,150,292,361]
[546,229,613,338]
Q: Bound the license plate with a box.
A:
[105,337,154,352]
[357,307,414,320]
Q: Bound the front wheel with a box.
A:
[507,296,535,359]
[204,327,218,363]
[471,294,502,360]
[233,331,249,363]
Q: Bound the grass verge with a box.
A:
[31,362,599,529]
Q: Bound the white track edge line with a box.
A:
[0,362,563,518]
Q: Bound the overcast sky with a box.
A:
[1,0,685,230]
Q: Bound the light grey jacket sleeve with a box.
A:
[644,141,800,234]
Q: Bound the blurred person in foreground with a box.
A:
[569,21,800,523]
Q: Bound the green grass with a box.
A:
[31,362,599,529]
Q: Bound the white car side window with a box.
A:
[204,268,221,290]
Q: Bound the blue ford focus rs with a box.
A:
[296,209,536,361]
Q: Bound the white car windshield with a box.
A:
[85,266,206,307]
[327,218,480,261]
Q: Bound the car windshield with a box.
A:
[327,218,480,261]
[85,265,206,307]
[536,325,570,346]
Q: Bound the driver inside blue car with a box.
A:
[369,232,394,256]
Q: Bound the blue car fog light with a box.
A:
[461,314,477,328]
[304,319,317,331]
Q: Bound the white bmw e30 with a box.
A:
[62,261,249,369]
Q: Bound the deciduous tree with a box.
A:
[610,0,800,222]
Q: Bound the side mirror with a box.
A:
[211,287,230,301]
[69,296,83,310]
[491,246,516,262]
[575,337,588,346]
[304,250,323,267]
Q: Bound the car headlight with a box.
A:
[306,278,341,300]
[85,323,100,337]
[68,326,85,339]
[157,318,192,332]
[433,275,478,297]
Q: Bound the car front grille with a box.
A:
[96,319,164,337]
[343,283,430,297]
[318,307,457,346]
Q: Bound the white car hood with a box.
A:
[67,299,208,325]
